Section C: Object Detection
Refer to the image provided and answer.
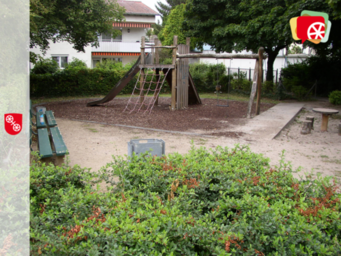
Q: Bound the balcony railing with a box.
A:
[91,41,154,53]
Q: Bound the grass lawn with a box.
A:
[31,92,280,105]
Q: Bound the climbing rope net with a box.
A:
[123,68,171,115]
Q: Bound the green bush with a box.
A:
[30,146,341,255]
[329,90,341,105]
[282,56,341,96]
[189,63,232,92]
[231,72,251,92]
[30,57,172,98]
[292,85,309,100]
[94,59,124,70]
[30,62,141,97]
[65,58,87,69]
[262,81,275,93]
[31,58,59,75]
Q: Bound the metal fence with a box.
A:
[227,67,281,84]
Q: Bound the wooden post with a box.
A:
[321,114,329,132]
[155,38,160,64]
[140,36,145,104]
[301,120,312,134]
[246,59,259,118]
[154,38,160,106]
[177,44,189,109]
[171,35,178,110]
[276,69,278,84]
[186,37,190,47]
[255,47,264,115]
[306,116,314,130]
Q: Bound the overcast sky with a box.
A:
[127,0,168,23]
[138,0,167,12]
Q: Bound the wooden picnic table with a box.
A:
[312,108,339,132]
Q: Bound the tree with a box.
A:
[288,45,303,54]
[159,4,185,46]
[155,0,187,23]
[30,0,125,55]
[159,4,200,49]
[183,0,293,82]
[154,0,186,36]
[328,0,341,19]
[152,20,163,37]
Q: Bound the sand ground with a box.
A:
[47,100,341,183]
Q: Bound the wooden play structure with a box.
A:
[176,45,267,118]
[87,35,267,118]
[123,36,201,114]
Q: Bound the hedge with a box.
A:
[282,56,341,97]
[30,62,236,98]
[30,68,137,98]
[30,146,341,255]
[189,63,232,93]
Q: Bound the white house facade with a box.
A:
[30,0,157,68]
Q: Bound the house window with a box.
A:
[100,30,122,42]
[101,33,112,42]
[52,56,68,68]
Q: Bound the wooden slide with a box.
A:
[87,53,152,107]
[87,53,201,107]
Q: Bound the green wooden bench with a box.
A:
[36,110,57,128]
[30,101,68,162]
[37,126,68,158]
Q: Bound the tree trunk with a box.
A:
[266,52,276,82]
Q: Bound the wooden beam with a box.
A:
[140,36,145,104]
[155,38,160,65]
[177,53,267,59]
[171,36,178,110]
[140,36,145,64]
[255,47,264,115]
[139,64,175,69]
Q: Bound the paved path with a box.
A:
[240,103,304,140]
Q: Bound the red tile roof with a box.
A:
[117,0,158,15]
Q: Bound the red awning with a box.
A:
[112,22,151,28]
[92,52,141,56]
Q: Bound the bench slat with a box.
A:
[50,127,68,156]
[45,110,57,127]
[36,113,47,128]
[37,128,53,158]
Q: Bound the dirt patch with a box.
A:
[42,97,274,136]
[31,98,341,186]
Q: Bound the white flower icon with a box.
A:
[6,115,14,123]
[13,123,21,132]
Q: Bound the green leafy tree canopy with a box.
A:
[30,0,125,54]
[159,3,200,50]
[183,0,294,81]
[159,4,186,46]
[154,0,186,36]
